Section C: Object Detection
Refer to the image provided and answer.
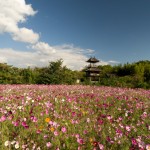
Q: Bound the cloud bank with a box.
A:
[0,45,91,70]
[0,45,118,70]
[0,0,39,43]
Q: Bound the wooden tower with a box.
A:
[85,57,100,83]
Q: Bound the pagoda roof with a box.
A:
[86,57,99,63]
[85,67,100,72]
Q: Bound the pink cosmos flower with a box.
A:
[138,141,145,149]
[98,143,104,150]
[75,134,80,138]
[61,127,67,133]
[146,144,150,150]
[46,142,52,148]
[107,115,112,120]
[36,130,41,134]
[30,116,38,122]
[46,109,49,114]
[8,115,13,120]
[83,130,88,134]
[12,121,19,126]
[44,135,48,138]
[77,138,84,145]
[118,117,123,121]
[54,131,58,136]
[87,118,90,123]
[49,121,53,125]
[78,146,82,150]
[126,126,131,132]
[0,115,6,122]
[40,112,44,116]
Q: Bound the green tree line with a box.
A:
[0,59,150,89]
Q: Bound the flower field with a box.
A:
[0,85,150,150]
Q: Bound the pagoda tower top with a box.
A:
[86,57,99,63]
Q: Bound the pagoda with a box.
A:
[85,57,100,82]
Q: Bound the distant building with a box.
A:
[85,57,100,83]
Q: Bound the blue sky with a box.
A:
[0,0,150,70]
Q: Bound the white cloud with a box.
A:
[0,0,39,43]
[108,60,120,64]
[87,49,95,54]
[32,42,56,54]
[12,28,39,44]
[0,46,119,70]
[0,56,7,63]
[97,61,109,66]
[97,60,120,66]
[0,45,92,70]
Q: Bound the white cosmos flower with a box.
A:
[26,96,32,100]
[4,141,10,146]
[15,143,19,149]
[18,106,23,110]
[61,99,65,102]
[55,98,58,102]
[11,140,16,145]
[6,106,10,110]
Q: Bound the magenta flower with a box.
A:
[97,119,103,125]
[72,112,76,117]
[21,121,29,129]
[30,116,38,122]
[131,138,137,146]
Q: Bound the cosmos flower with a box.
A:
[45,117,51,123]
[61,127,67,133]
[15,142,19,149]
[46,142,52,148]
[131,138,137,146]
[54,131,58,136]
[0,115,6,122]
[4,141,10,147]
[21,121,29,129]
[50,127,55,132]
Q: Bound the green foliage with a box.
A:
[97,60,150,89]
[37,59,79,84]
[0,60,150,89]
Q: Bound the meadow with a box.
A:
[0,85,150,150]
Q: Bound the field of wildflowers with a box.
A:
[0,85,150,150]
